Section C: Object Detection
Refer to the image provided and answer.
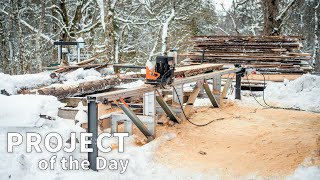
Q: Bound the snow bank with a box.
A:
[265,74,320,112]
[0,95,61,127]
[0,72,57,94]
[287,166,320,179]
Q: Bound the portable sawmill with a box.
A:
[145,49,177,86]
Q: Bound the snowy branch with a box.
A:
[0,8,54,44]
[276,0,297,21]
[161,8,175,54]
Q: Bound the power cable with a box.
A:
[171,85,224,127]
[245,71,301,111]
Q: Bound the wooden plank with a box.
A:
[222,73,302,82]
[175,64,223,77]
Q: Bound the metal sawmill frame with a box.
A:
[86,67,242,171]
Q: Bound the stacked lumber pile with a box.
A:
[182,36,313,74]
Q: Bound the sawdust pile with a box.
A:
[154,100,320,178]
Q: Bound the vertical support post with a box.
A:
[172,84,183,104]
[172,84,185,121]
[87,98,98,171]
[235,72,241,100]
[58,45,62,63]
[212,75,221,104]
[201,49,205,64]
[77,46,81,63]
[143,91,156,135]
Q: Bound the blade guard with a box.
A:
[146,66,160,80]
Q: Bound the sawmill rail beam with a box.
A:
[87,68,239,103]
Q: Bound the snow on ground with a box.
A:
[264,74,320,112]
[288,166,320,180]
[0,72,319,179]
[0,95,61,127]
[0,92,209,180]
[0,107,203,180]
[0,72,58,94]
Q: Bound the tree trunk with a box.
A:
[60,0,69,40]
[313,1,320,73]
[0,12,9,74]
[161,8,175,55]
[35,1,45,72]
[262,0,280,35]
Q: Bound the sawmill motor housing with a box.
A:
[145,56,175,86]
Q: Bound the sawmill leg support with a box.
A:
[156,95,181,123]
[184,85,201,117]
[235,72,242,100]
[203,83,220,108]
[87,98,98,171]
[222,77,233,99]
[197,80,205,97]
[119,104,154,141]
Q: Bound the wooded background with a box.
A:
[0,0,319,75]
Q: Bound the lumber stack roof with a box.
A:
[181,36,313,74]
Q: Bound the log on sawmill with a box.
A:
[32,64,224,99]
[32,74,144,99]
[34,76,122,99]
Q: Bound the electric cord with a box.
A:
[245,73,269,108]
[171,85,224,127]
[160,69,172,89]
[245,71,301,111]
[260,73,301,111]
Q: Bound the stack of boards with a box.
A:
[182,36,313,74]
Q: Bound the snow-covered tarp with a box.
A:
[265,74,320,112]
